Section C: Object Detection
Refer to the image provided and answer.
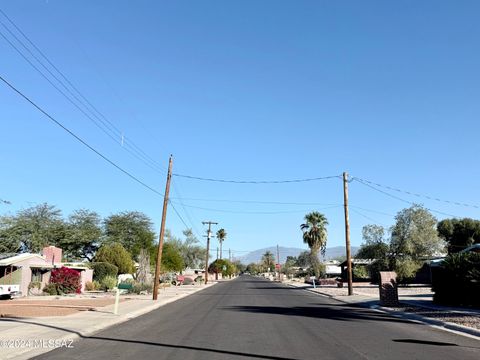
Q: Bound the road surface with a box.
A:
[34,276,479,360]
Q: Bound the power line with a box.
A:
[0,73,164,198]
[352,176,479,210]
[0,10,168,177]
[350,208,388,227]
[352,177,458,218]
[168,196,339,207]
[168,202,343,214]
[172,173,341,184]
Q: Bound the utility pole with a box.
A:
[202,221,218,285]
[343,172,353,296]
[277,244,280,281]
[153,155,173,300]
[229,248,231,262]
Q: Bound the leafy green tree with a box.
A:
[104,211,155,259]
[60,209,102,261]
[437,218,480,254]
[0,216,21,253]
[165,229,206,269]
[357,224,389,260]
[160,242,184,272]
[0,203,66,253]
[296,251,312,268]
[232,260,246,273]
[300,211,328,278]
[282,256,298,277]
[390,205,444,258]
[390,205,445,282]
[216,228,226,259]
[209,259,236,277]
[261,251,275,272]
[95,242,135,274]
[246,262,261,274]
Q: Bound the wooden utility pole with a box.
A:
[153,155,173,300]
[229,248,231,262]
[343,172,353,296]
[276,244,280,281]
[202,221,218,284]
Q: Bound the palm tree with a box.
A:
[216,228,226,259]
[261,251,275,273]
[300,211,328,279]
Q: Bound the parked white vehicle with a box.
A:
[0,284,20,299]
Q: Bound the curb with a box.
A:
[370,304,480,339]
[285,282,480,340]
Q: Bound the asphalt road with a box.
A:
[34,276,479,360]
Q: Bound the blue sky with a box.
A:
[1,1,479,258]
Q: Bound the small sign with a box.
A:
[275,263,280,269]
[222,265,227,271]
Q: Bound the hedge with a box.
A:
[432,252,480,307]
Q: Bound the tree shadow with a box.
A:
[393,339,458,346]
[0,318,300,360]
[222,304,415,325]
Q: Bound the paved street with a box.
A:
[34,276,479,360]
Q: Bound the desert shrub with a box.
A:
[128,281,153,294]
[393,258,422,283]
[84,281,97,291]
[368,258,390,284]
[100,275,118,291]
[43,283,58,295]
[49,267,81,294]
[432,252,480,307]
[352,265,370,281]
[91,262,118,282]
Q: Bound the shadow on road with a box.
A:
[393,339,458,347]
[223,304,417,325]
[0,318,301,360]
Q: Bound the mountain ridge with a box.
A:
[235,245,359,264]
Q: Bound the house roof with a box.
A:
[339,258,375,266]
[0,253,47,266]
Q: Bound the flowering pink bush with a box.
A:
[49,267,81,294]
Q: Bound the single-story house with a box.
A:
[0,246,93,296]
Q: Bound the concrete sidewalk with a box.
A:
[0,282,217,360]
[286,281,480,339]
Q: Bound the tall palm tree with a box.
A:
[300,211,328,278]
[216,228,227,259]
[261,251,275,273]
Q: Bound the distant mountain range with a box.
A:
[236,245,359,264]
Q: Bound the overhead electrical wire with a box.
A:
[168,196,339,207]
[0,10,168,177]
[172,173,342,184]
[352,176,479,210]
[168,202,343,215]
[352,177,458,218]
[0,74,165,198]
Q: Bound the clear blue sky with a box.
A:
[1,1,479,258]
